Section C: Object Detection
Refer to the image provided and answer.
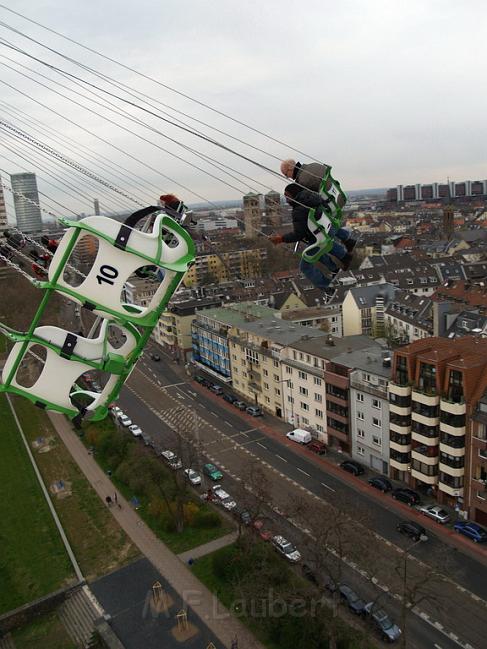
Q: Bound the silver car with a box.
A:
[184,468,202,486]
[212,486,237,510]
[271,535,301,563]
[364,602,401,642]
[417,504,450,524]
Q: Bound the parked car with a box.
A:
[391,488,421,506]
[233,400,247,411]
[339,584,366,615]
[364,602,402,643]
[453,521,487,543]
[271,535,301,562]
[128,424,142,438]
[160,450,182,470]
[286,428,312,444]
[308,440,327,455]
[118,414,132,427]
[110,406,122,417]
[253,519,273,542]
[150,353,161,361]
[203,463,223,481]
[396,520,427,542]
[246,405,263,417]
[194,375,206,384]
[417,504,450,524]
[340,460,365,476]
[184,468,201,486]
[235,508,252,525]
[211,486,236,510]
[368,476,392,492]
[209,384,223,395]
[223,393,236,404]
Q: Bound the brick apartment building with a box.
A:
[389,337,487,523]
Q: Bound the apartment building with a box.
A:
[385,293,433,344]
[183,248,267,286]
[335,347,392,474]
[280,304,343,337]
[388,337,487,516]
[342,283,398,336]
[228,319,325,417]
[155,297,221,361]
[191,303,277,382]
[280,335,377,446]
[467,393,487,524]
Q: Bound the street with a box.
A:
[115,345,487,649]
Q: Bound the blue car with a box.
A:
[453,521,487,543]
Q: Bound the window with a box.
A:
[357,411,365,421]
[356,393,364,402]
[298,370,308,380]
[275,388,281,396]
[315,409,323,418]
[242,371,247,378]
[301,402,309,411]
[302,417,309,425]
[372,399,381,409]
[265,396,270,404]
[286,366,293,375]
[293,351,297,360]
[317,424,324,433]
[288,395,294,404]
[234,368,239,375]
[373,417,382,428]
[357,445,365,456]
[273,374,279,381]
[264,382,270,390]
[357,429,365,438]
[314,393,322,403]
[273,360,279,368]
[372,435,382,446]
[299,386,308,396]
[299,353,304,361]
[263,368,268,376]
[314,377,322,386]
[362,372,371,382]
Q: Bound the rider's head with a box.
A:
[280,159,296,178]
[284,183,300,205]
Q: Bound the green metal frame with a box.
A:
[301,167,347,264]
[0,213,195,421]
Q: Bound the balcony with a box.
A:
[390,422,411,436]
[439,442,464,457]
[389,404,411,417]
[390,455,410,471]
[326,423,349,444]
[388,382,412,398]
[326,390,348,408]
[412,411,439,427]
[412,389,440,407]
[324,369,348,390]
[438,481,464,497]
[440,398,466,416]
[350,377,387,399]
[411,469,438,485]
[440,421,466,437]
[411,446,439,465]
[438,462,464,478]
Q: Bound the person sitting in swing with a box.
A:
[270,183,353,297]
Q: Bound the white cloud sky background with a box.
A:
[0,0,486,216]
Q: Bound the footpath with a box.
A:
[48,412,265,649]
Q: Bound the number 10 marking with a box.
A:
[96,264,119,285]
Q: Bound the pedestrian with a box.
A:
[105,495,112,507]
[114,492,118,504]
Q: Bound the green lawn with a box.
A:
[0,395,74,614]
[83,417,235,555]
[12,397,139,581]
[12,611,77,649]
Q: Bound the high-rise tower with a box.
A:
[11,172,42,233]
[243,193,262,239]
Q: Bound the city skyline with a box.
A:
[0,1,486,217]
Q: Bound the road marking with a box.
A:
[161,382,186,388]
[224,421,233,428]
[189,391,197,397]
[321,482,336,492]
[276,455,288,463]
[257,442,268,450]
[297,468,310,477]
[241,432,249,438]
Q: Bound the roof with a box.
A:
[288,334,377,359]
[385,292,433,330]
[231,318,326,346]
[331,345,392,378]
[347,283,399,308]
[445,309,487,339]
[195,302,277,326]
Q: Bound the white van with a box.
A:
[286,429,312,445]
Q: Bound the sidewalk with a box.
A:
[178,531,239,563]
[48,412,265,649]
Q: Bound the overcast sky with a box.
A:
[0,0,486,216]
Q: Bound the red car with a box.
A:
[308,440,327,455]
